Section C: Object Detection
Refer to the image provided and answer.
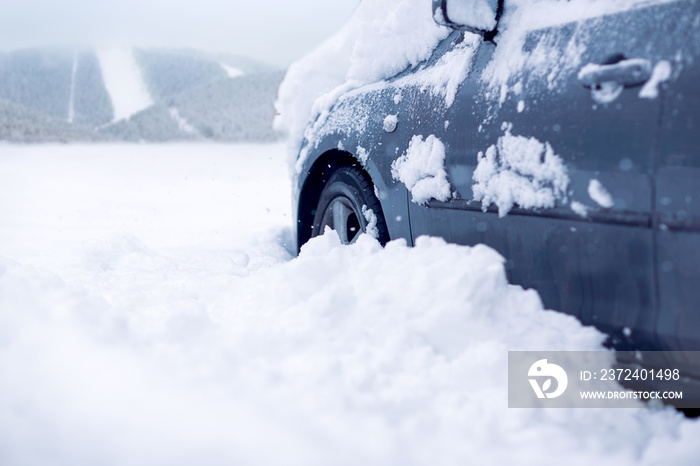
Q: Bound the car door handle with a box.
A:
[578,58,652,89]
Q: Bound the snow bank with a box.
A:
[473,123,569,216]
[274,0,451,170]
[0,230,698,465]
[1,144,700,465]
[392,134,452,204]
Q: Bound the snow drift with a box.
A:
[1,144,700,465]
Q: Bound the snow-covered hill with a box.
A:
[0,98,101,142]
[0,48,282,142]
[102,70,284,142]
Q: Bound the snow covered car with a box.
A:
[289,1,700,391]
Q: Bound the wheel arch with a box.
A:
[296,149,373,251]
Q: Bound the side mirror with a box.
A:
[432,0,503,38]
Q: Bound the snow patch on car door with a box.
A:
[472,123,569,217]
[392,134,452,205]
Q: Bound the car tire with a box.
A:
[311,166,390,245]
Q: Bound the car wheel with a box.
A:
[311,166,389,245]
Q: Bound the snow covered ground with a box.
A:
[1,143,700,465]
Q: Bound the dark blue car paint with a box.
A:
[294,1,700,381]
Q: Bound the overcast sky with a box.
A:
[0,0,361,66]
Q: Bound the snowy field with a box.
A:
[1,143,700,465]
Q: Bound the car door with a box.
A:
[407,2,677,350]
[653,1,700,367]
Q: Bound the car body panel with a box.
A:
[296,86,415,245]
[407,4,687,351]
[295,0,699,373]
[652,1,700,374]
